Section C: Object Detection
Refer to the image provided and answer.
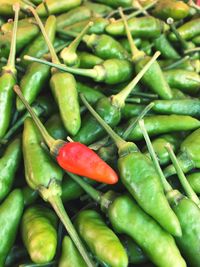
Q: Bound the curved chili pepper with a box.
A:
[0,3,19,139]
[75,209,128,267]
[78,52,103,68]
[0,189,24,267]
[81,94,182,237]
[59,236,87,267]
[21,205,58,264]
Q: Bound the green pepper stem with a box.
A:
[13,85,55,148]
[139,120,172,193]
[123,103,154,140]
[57,28,78,39]
[4,3,20,72]
[111,51,160,108]
[167,18,188,50]
[61,21,93,58]
[184,47,200,54]
[80,94,126,149]
[67,172,101,204]
[29,7,60,64]
[119,7,145,60]
[106,6,134,19]
[48,195,94,267]
[24,55,98,79]
[127,1,157,19]
[188,0,200,11]
[163,55,190,70]
[165,144,200,207]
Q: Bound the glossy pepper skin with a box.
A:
[164,69,200,94]
[77,82,105,105]
[169,18,200,41]
[122,103,154,119]
[106,16,168,39]
[0,189,24,267]
[83,1,113,17]
[59,236,87,267]
[93,0,133,7]
[21,205,58,264]
[152,99,200,117]
[186,172,200,194]
[164,128,200,177]
[36,0,82,16]
[144,133,182,166]
[152,0,190,20]
[75,209,128,267]
[78,52,103,69]
[106,194,186,267]
[117,115,200,141]
[0,137,21,201]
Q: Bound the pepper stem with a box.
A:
[67,172,101,204]
[3,3,20,73]
[163,55,190,70]
[40,180,94,267]
[24,55,98,79]
[111,51,160,108]
[29,7,60,64]
[13,85,55,148]
[80,94,126,149]
[165,143,200,207]
[127,1,157,19]
[60,21,93,66]
[139,120,172,193]
[123,103,154,140]
[119,7,145,60]
[167,17,188,50]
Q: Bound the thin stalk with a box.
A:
[61,21,93,57]
[167,17,188,50]
[80,94,126,149]
[29,7,60,64]
[139,120,172,193]
[57,29,78,39]
[4,3,20,72]
[131,92,158,99]
[127,1,157,19]
[163,56,190,70]
[125,98,142,103]
[123,103,154,140]
[106,6,135,18]
[111,51,160,108]
[184,47,200,54]
[165,144,200,207]
[47,195,95,267]
[67,172,101,204]
[119,7,145,59]
[43,0,50,16]
[0,57,25,73]
[13,85,54,148]
[44,42,70,60]
[23,55,98,79]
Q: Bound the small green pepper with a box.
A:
[21,205,58,264]
[83,1,113,16]
[91,0,133,8]
[59,236,87,267]
[78,52,103,69]
[186,172,200,194]
[75,209,128,267]
[0,189,24,267]
[0,137,21,201]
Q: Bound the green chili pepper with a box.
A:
[164,127,200,177]
[121,103,153,119]
[36,0,82,16]
[152,99,200,117]
[119,9,173,100]
[120,236,147,265]
[192,35,200,45]
[186,172,200,194]
[91,0,134,8]
[59,236,87,267]
[143,134,182,166]
[171,88,190,99]
[153,34,180,59]
[0,0,28,15]
[106,16,169,38]
[21,205,58,264]
[81,94,182,237]
[77,82,105,105]
[117,114,200,141]
[83,1,113,16]
[5,246,28,267]
[120,37,141,53]
[139,119,200,267]
[74,52,159,145]
[0,189,24,267]
[152,0,190,20]
[0,3,19,139]
[29,8,81,136]
[68,172,186,267]
[78,52,103,69]
[164,69,200,94]
[159,57,200,73]
[19,15,57,67]
[0,137,21,201]
[75,209,128,267]
[22,186,38,207]
[22,117,94,267]
[56,6,94,29]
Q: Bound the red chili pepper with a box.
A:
[14,85,118,184]
[197,0,200,6]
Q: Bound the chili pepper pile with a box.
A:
[0,0,200,266]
